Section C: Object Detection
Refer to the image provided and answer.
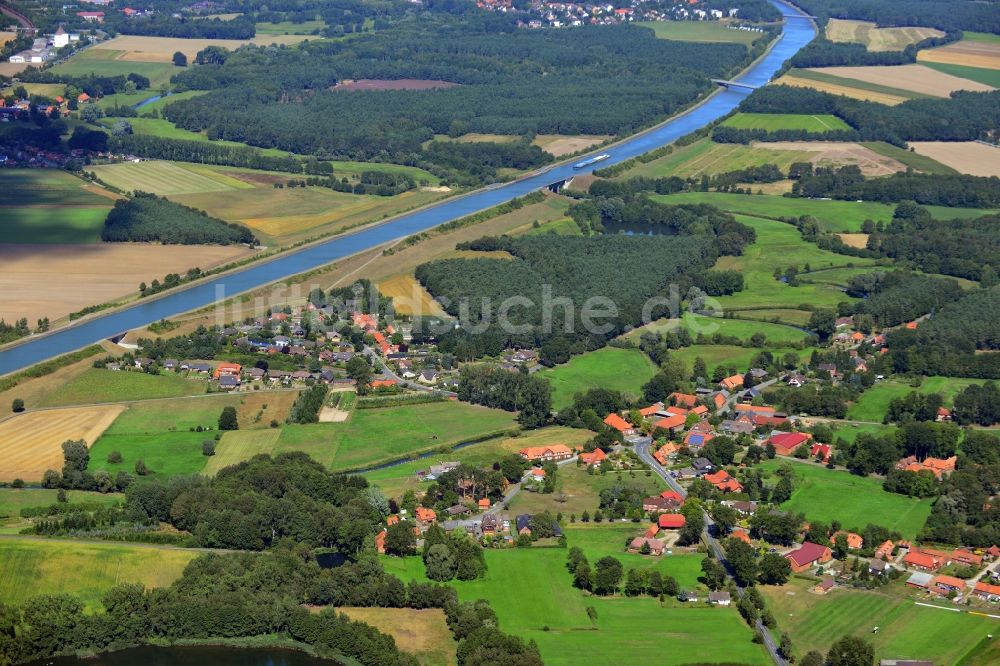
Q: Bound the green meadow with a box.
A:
[670,344,812,377]
[721,112,851,132]
[0,488,121,519]
[382,546,768,666]
[639,20,763,45]
[623,311,809,346]
[89,431,214,478]
[848,376,982,422]
[537,347,659,410]
[759,459,934,539]
[39,369,207,407]
[0,170,113,244]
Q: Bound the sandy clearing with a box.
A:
[908,142,1000,177]
[90,34,312,63]
[809,65,994,97]
[826,19,943,52]
[752,141,906,177]
[533,135,610,157]
[318,406,350,423]
[0,405,125,482]
[0,243,254,323]
[919,41,1000,71]
[839,233,870,249]
[775,73,908,105]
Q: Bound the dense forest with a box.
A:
[790,166,1000,208]
[789,33,957,68]
[846,271,964,327]
[457,364,552,428]
[794,0,1000,34]
[102,193,258,245]
[952,382,1000,426]
[108,135,304,173]
[112,15,257,39]
[161,16,751,175]
[416,203,745,363]
[922,431,1000,546]
[724,85,1000,145]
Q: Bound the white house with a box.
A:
[53,27,69,48]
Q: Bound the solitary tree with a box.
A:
[826,635,875,666]
[11,398,24,413]
[218,406,239,431]
[172,51,187,67]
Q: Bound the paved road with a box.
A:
[635,439,787,666]
[363,345,458,397]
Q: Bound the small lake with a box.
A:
[26,645,341,666]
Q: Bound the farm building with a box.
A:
[519,444,573,462]
[784,542,832,573]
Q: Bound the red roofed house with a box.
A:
[896,455,957,478]
[478,498,490,510]
[784,542,833,573]
[415,507,437,523]
[768,432,812,457]
[720,374,744,391]
[712,393,728,411]
[653,413,686,434]
[579,448,607,467]
[640,403,663,418]
[670,392,698,408]
[904,549,947,572]
[811,443,832,462]
[213,362,242,379]
[875,540,894,560]
[653,442,679,464]
[951,548,983,567]
[658,513,686,529]
[684,430,714,448]
[628,537,665,555]
[704,470,743,493]
[604,413,635,435]
[660,489,684,504]
[973,581,1000,601]
[987,545,1000,561]
[386,515,400,526]
[519,444,573,462]
[375,530,387,554]
[832,531,863,550]
[937,406,952,421]
[77,92,91,103]
[77,11,105,21]
[932,575,966,596]
[370,379,397,389]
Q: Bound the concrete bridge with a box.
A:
[711,79,760,92]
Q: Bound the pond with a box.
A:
[26,645,341,666]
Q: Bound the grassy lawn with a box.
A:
[0,488,121,519]
[538,347,659,410]
[831,422,896,445]
[523,217,582,236]
[623,311,809,346]
[509,463,666,517]
[619,137,817,180]
[762,577,997,663]
[51,57,177,89]
[759,459,934,538]
[847,376,981,422]
[204,429,282,475]
[0,538,196,610]
[256,19,326,35]
[90,430,215,478]
[670,344,812,377]
[382,546,768,666]
[362,426,593,499]
[721,112,851,132]
[639,20,763,46]
[39,369,208,407]
[0,170,113,244]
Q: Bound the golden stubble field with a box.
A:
[0,243,254,323]
[909,142,1000,177]
[826,19,944,51]
[808,64,995,97]
[0,405,125,482]
[775,72,909,105]
[918,40,1000,70]
[754,141,906,176]
[89,34,313,62]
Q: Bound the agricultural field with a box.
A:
[918,62,1000,88]
[89,430,218,479]
[336,608,455,666]
[382,547,768,666]
[39,368,208,407]
[0,537,196,610]
[0,170,116,244]
[774,70,921,105]
[0,488,121,521]
[362,426,593,499]
[376,274,448,317]
[617,137,818,179]
[670,344,812,377]
[537,347,659,410]
[639,20,764,46]
[508,462,666,517]
[860,141,958,175]
[0,405,124,482]
[808,65,994,97]
[89,160,258,196]
[826,19,944,51]
[762,577,997,663]
[256,19,327,35]
[721,112,850,132]
[847,376,981,422]
[729,308,814,327]
[753,141,907,177]
[87,34,314,64]
[908,142,1000,178]
[621,311,809,346]
[532,134,609,157]
[50,48,178,90]
[758,459,934,539]
[917,33,1000,71]
[203,429,282,475]
[0,242,253,324]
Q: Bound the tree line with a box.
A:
[791,165,1000,208]
[457,364,552,428]
[795,0,1000,34]
[846,271,964,328]
[109,135,305,173]
[789,32,958,68]
[102,193,258,245]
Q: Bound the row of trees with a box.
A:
[791,166,1000,208]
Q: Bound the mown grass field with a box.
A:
[538,347,659,410]
[721,112,851,132]
[0,538,196,610]
[759,459,934,538]
[203,429,282,475]
[639,20,763,45]
[509,463,666,517]
[0,170,114,244]
[90,430,217,478]
[826,19,944,51]
[0,488,121,519]
[256,19,327,35]
[831,422,895,445]
[382,546,768,666]
[362,426,592,498]
[670,344,811,377]
[762,577,997,663]
[50,50,178,89]
[847,376,982,422]
[39,369,207,407]
[90,160,258,195]
[623,311,809,346]
[563,525,705,589]
[619,137,817,179]
[337,607,456,666]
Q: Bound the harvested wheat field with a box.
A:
[809,65,994,97]
[0,31,17,46]
[908,142,1000,177]
[0,243,253,323]
[826,19,943,52]
[919,40,1000,71]
[754,142,906,176]
[90,34,312,62]
[533,135,610,157]
[775,73,909,105]
[839,233,870,249]
[337,608,456,666]
[377,274,447,317]
[0,405,125,481]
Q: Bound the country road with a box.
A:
[635,439,787,666]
